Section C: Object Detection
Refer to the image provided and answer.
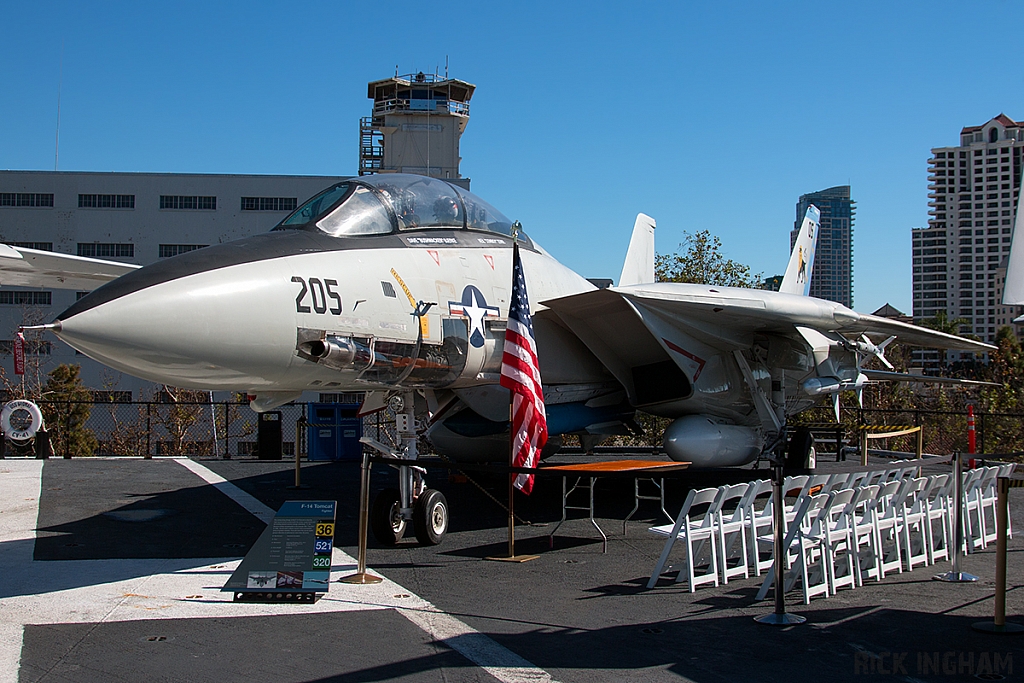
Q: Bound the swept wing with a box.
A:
[0,244,140,291]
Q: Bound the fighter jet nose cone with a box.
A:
[53,252,303,391]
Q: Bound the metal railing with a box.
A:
[792,407,1024,458]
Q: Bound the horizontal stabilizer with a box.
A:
[619,213,656,287]
[0,244,140,291]
[780,206,820,296]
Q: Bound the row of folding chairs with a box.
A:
[646,464,1014,604]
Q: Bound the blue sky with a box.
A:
[2,1,1022,313]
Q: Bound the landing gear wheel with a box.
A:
[413,489,448,546]
[371,488,406,545]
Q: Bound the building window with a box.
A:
[159,244,208,258]
[0,193,54,207]
[78,194,135,209]
[77,243,134,258]
[160,195,216,210]
[9,242,53,251]
[0,291,51,306]
[241,197,298,212]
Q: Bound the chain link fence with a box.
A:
[1,398,409,459]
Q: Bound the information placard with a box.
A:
[223,500,336,601]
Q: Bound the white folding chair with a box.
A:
[824,472,850,493]
[977,466,1001,547]
[784,475,809,500]
[744,479,775,576]
[899,477,930,571]
[873,480,909,579]
[924,473,952,565]
[820,488,858,594]
[846,471,868,489]
[864,470,886,486]
[850,484,883,585]
[801,474,831,498]
[716,483,750,584]
[961,468,986,551]
[647,487,723,591]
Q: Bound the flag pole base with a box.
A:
[755,612,806,626]
[933,571,979,583]
[484,554,539,563]
[972,621,1024,634]
[339,572,383,584]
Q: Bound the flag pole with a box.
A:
[486,231,538,563]
[508,401,516,557]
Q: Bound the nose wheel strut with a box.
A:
[361,392,448,546]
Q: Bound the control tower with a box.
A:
[359,72,475,185]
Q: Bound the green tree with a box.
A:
[40,364,97,457]
[920,310,969,336]
[655,229,760,287]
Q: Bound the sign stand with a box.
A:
[223,500,336,602]
[341,452,383,584]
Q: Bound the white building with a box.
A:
[912,114,1024,368]
[0,171,348,397]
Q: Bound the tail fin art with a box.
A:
[618,213,656,287]
[779,205,821,296]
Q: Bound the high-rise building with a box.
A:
[912,114,1024,367]
[791,186,854,307]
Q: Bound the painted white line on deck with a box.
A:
[174,457,275,524]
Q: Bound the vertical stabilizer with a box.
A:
[1002,188,1024,306]
[779,205,821,296]
[619,213,656,286]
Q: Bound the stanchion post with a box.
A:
[860,428,868,467]
[934,451,978,583]
[287,416,308,490]
[756,461,805,625]
[341,451,382,584]
[972,477,1024,634]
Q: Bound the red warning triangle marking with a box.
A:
[427,250,440,266]
[483,254,494,269]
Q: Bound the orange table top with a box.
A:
[540,459,690,474]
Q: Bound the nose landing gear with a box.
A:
[364,392,449,547]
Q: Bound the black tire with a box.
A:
[371,488,406,545]
[413,489,448,546]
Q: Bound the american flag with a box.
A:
[500,243,547,494]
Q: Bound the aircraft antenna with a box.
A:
[54,39,64,171]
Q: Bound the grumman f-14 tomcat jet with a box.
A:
[4,173,993,544]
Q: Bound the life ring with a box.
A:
[1,400,44,442]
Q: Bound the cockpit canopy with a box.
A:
[274,174,526,243]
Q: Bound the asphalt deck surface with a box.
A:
[3,453,1023,683]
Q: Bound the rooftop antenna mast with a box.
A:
[445,55,448,79]
[54,40,64,171]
